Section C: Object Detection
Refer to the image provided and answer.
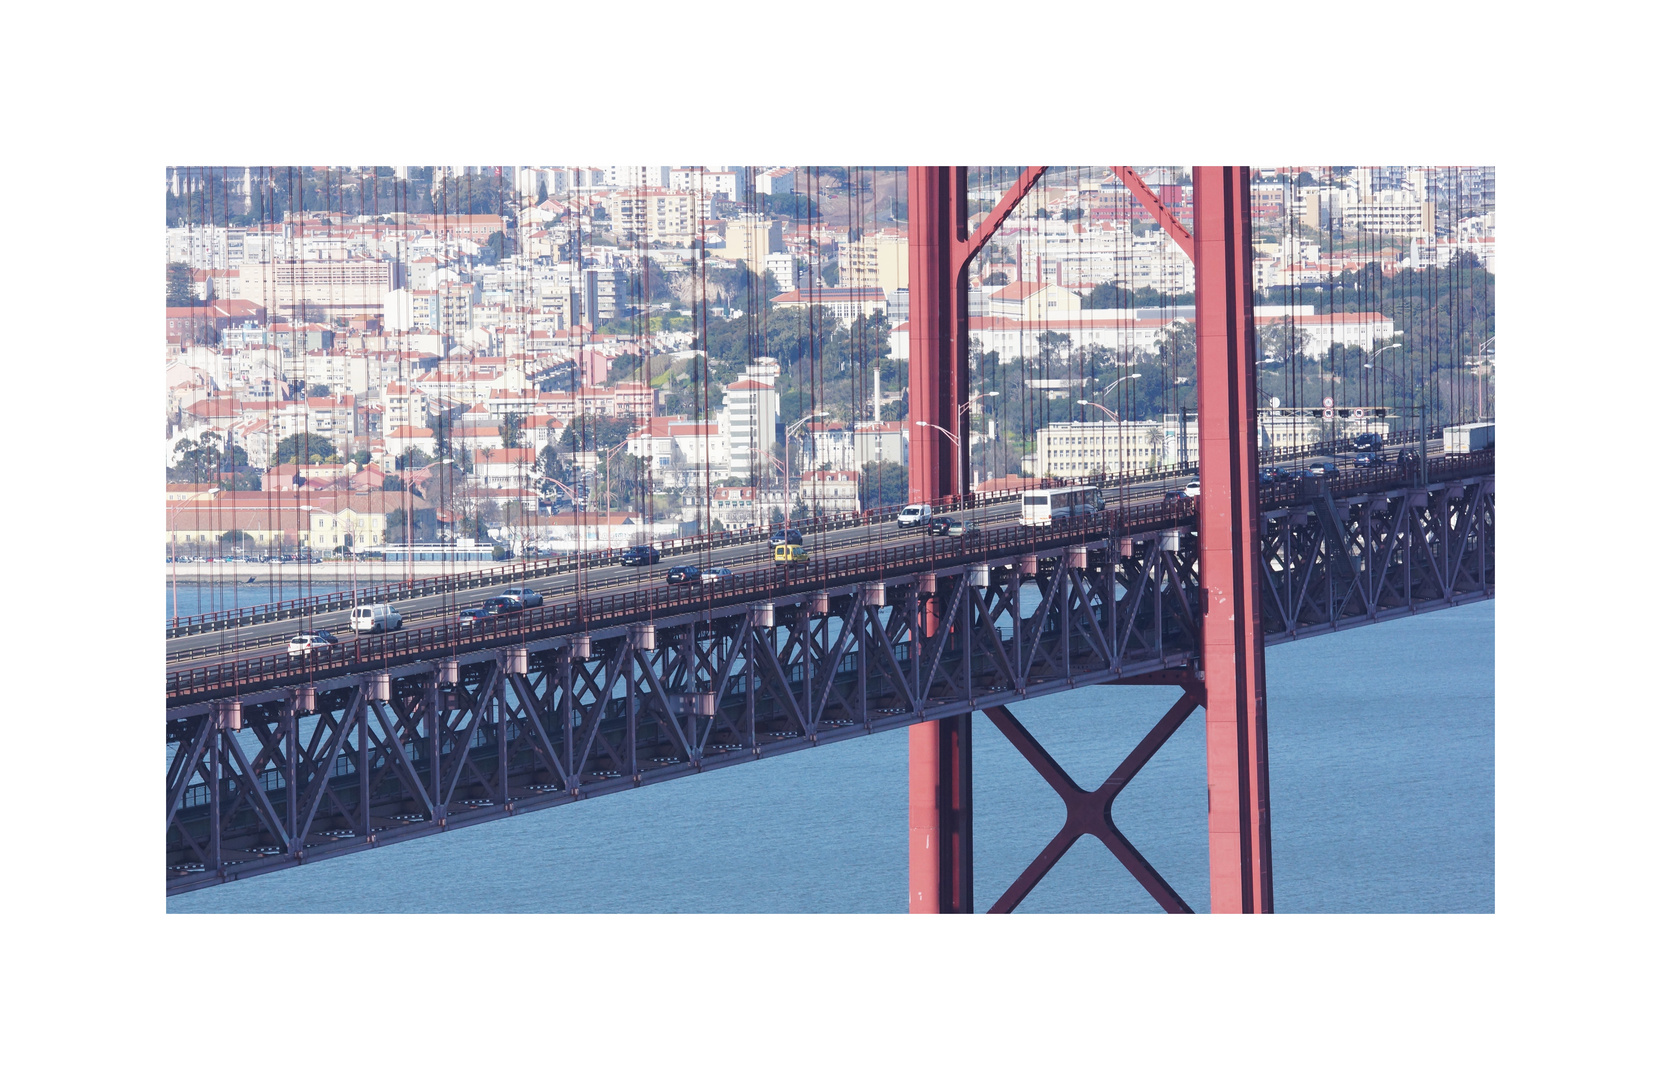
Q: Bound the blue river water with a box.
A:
[166,601,1493,914]
[168,576,402,621]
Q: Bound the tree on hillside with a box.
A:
[168,433,247,483]
[560,415,635,452]
[500,413,524,449]
[274,433,339,465]
[166,262,195,306]
[859,459,908,511]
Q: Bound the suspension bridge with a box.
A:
[164,165,1495,911]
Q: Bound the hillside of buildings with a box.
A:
[164,165,1494,558]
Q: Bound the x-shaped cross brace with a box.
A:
[984,674,1203,914]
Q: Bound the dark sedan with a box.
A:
[481,596,524,617]
[665,565,701,585]
[621,545,661,566]
[769,528,804,546]
[458,608,492,628]
[927,518,955,537]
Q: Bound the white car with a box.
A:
[1184,480,1201,498]
[699,566,734,586]
[287,631,340,657]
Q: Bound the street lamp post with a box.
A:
[1361,341,1402,413]
[597,441,629,547]
[955,391,997,496]
[1077,372,1142,484]
[783,411,827,534]
[1468,335,1495,421]
[912,419,962,513]
[913,419,960,448]
[170,487,219,622]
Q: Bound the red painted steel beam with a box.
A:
[983,693,1200,914]
[956,166,1048,274]
[906,166,957,508]
[1191,166,1274,914]
[1108,166,1195,259]
[906,165,1044,913]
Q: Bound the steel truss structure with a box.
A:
[167,465,1494,901]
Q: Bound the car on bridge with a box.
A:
[897,504,933,528]
[773,543,809,566]
[500,586,543,607]
[1184,480,1202,498]
[927,517,955,536]
[700,566,735,586]
[770,528,804,546]
[1354,451,1383,467]
[946,519,979,538]
[621,545,661,566]
[458,608,492,628]
[666,565,701,585]
[349,604,403,633]
[481,596,524,617]
[287,630,340,658]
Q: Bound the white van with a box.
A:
[350,604,403,633]
[897,504,933,528]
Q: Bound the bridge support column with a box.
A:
[905,164,1047,913]
[906,166,970,913]
[1192,166,1274,914]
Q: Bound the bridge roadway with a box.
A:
[165,449,1493,892]
[166,448,1462,673]
[167,474,1181,669]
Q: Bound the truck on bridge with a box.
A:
[1444,423,1495,454]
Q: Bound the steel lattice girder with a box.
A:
[166,471,1494,895]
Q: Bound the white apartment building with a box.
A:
[240,258,395,320]
[803,420,906,473]
[712,359,779,477]
[722,214,781,266]
[723,373,778,477]
[754,167,794,196]
[605,188,696,245]
[771,287,887,326]
[838,228,909,291]
[1343,190,1435,237]
[1036,420,1165,479]
[795,469,861,515]
[670,167,741,200]
[765,252,796,292]
[892,314,1182,362]
[607,165,671,189]
[166,225,247,269]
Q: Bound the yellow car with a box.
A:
[773,543,809,565]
